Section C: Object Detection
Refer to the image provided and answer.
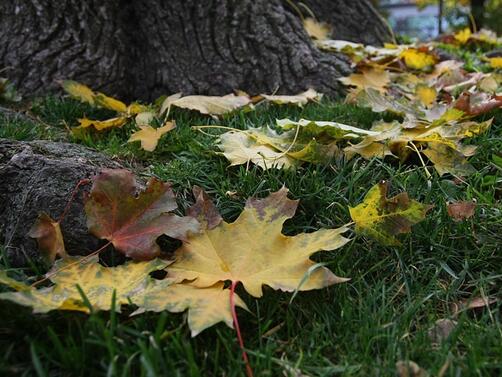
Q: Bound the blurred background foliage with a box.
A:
[372,0,502,40]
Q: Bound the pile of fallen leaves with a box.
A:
[60,26,501,177]
[0,170,432,337]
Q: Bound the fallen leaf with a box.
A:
[260,88,322,106]
[428,318,457,344]
[0,256,167,313]
[76,117,128,131]
[339,68,390,93]
[415,84,437,107]
[135,112,156,126]
[85,169,199,260]
[276,118,379,139]
[217,130,296,169]
[128,121,176,151]
[450,296,498,315]
[62,80,95,105]
[303,18,331,40]
[396,360,428,377]
[454,28,471,44]
[0,257,246,336]
[349,181,432,245]
[354,88,421,116]
[168,187,350,297]
[47,256,168,311]
[454,92,502,116]
[94,92,128,113]
[423,142,476,176]
[488,57,502,69]
[162,94,251,116]
[132,281,247,336]
[28,213,67,263]
[400,48,436,70]
[447,201,476,221]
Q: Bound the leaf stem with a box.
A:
[408,142,432,179]
[31,241,112,287]
[57,178,91,224]
[230,280,254,377]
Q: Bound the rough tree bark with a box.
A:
[294,0,392,46]
[1,0,390,101]
[0,139,125,267]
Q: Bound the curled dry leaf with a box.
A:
[217,130,296,170]
[85,169,199,260]
[28,212,67,263]
[446,200,476,221]
[128,121,176,151]
[260,88,322,106]
[168,186,350,297]
[349,181,432,246]
[161,93,251,116]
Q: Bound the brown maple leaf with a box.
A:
[84,169,199,260]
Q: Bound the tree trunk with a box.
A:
[293,0,392,46]
[1,0,391,101]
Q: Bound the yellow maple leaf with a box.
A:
[168,187,350,298]
[94,92,128,113]
[339,68,390,93]
[0,256,167,313]
[454,28,471,44]
[303,17,331,41]
[128,121,176,151]
[0,257,246,336]
[488,57,502,69]
[62,80,95,105]
[400,49,437,70]
[349,181,432,246]
[132,281,248,336]
[415,84,437,107]
[76,116,128,131]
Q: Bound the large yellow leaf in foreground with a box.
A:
[168,187,350,297]
[132,281,247,336]
[0,257,247,335]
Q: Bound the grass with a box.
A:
[0,95,501,377]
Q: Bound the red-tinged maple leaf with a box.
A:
[454,92,502,116]
[84,169,200,260]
